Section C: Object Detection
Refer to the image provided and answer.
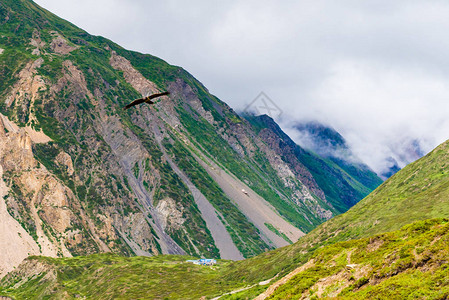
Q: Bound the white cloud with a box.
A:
[294,59,449,174]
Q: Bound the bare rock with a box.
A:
[50,31,77,55]
[0,165,40,278]
[4,58,46,127]
[30,29,46,56]
[110,51,159,95]
[156,198,185,230]
[55,151,74,176]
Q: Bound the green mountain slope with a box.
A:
[309,138,449,244]
[0,254,231,299]
[2,220,448,299]
[0,254,238,299]
[268,218,449,299]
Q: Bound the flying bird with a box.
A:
[124,91,170,110]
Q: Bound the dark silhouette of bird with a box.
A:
[124,91,170,110]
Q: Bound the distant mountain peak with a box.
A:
[293,121,347,153]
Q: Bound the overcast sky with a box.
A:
[34,0,449,176]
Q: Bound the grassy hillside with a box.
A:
[268,218,449,299]
[309,138,449,244]
[0,254,239,299]
[3,221,448,299]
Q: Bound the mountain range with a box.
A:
[0,0,381,276]
[1,1,447,299]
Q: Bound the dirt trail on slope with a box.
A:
[254,259,315,300]
[191,151,304,248]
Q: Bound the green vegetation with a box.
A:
[3,219,449,299]
[0,254,241,299]
[307,139,449,246]
[111,44,179,90]
[221,284,270,300]
[265,223,293,244]
[33,142,74,189]
[269,219,449,299]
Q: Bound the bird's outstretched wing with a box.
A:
[124,91,170,110]
[124,97,146,110]
[147,91,170,100]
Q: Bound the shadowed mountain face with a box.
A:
[244,114,383,213]
[380,138,425,179]
[0,0,382,275]
[292,121,386,183]
[293,121,348,156]
[382,157,402,179]
[293,121,427,180]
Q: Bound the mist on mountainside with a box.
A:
[279,117,427,179]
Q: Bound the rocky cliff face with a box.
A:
[0,114,71,277]
[0,0,381,275]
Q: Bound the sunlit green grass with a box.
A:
[0,254,246,299]
[269,218,449,299]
